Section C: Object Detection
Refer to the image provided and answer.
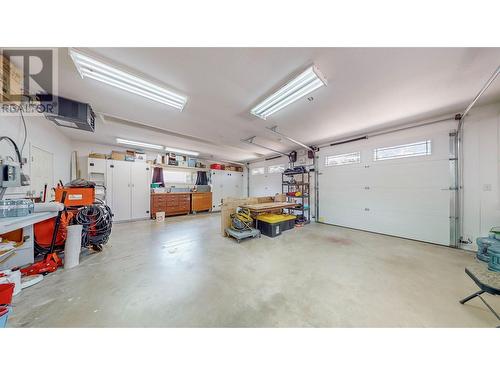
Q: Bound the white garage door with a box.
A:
[318,122,455,246]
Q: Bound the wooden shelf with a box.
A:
[152,163,209,172]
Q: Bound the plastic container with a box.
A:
[0,199,33,218]
[15,199,32,217]
[257,213,296,233]
[0,200,16,218]
[0,283,15,305]
[256,220,281,237]
[210,163,224,170]
[488,244,500,272]
[0,306,12,328]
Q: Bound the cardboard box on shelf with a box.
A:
[1,55,23,103]
[89,153,107,159]
[111,151,126,161]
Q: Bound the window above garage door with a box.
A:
[373,140,432,161]
[325,152,361,166]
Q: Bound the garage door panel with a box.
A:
[320,206,371,230]
[367,188,449,212]
[367,208,450,244]
[318,125,453,246]
[367,160,449,188]
[321,165,367,186]
[320,190,370,210]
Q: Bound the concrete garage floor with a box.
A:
[9,213,500,327]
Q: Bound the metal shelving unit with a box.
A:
[282,169,311,224]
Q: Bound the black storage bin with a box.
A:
[280,218,295,232]
[256,221,281,237]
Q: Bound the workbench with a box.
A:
[150,192,212,218]
[239,202,299,213]
[0,212,58,270]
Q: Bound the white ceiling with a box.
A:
[55,47,500,161]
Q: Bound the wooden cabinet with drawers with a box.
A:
[151,193,191,217]
[191,192,212,213]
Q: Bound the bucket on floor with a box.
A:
[0,270,22,296]
[0,305,12,328]
[155,211,165,222]
[64,224,83,270]
[0,283,15,305]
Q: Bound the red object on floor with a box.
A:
[34,211,73,248]
[0,306,8,317]
[20,253,63,276]
[0,283,14,304]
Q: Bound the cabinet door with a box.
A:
[108,160,131,221]
[130,162,151,220]
[210,170,223,211]
[88,158,106,174]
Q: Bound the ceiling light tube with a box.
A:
[164,147,199,156]
[69,49,188,110]
[116,138,164,150]
[251,65,327,120]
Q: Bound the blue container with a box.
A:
[476,234,500,262]
[0,305,12,328]
[488,244,500,272]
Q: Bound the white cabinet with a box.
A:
[87,158,107,201]
[130,162,151,220]
[106,160,151,222]
[88,158,106,174]
[210,170,245,212]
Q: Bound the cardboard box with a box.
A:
[0,54,22,102]
[89,153,107,159]
[111,151,126,161]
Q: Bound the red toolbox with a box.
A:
[210,163,225,170]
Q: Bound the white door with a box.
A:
[107,160,131,221]
[130,162,151,220]
[30,146,54,199]
[318,122,454,246]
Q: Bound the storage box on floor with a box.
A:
[256,214,296,237]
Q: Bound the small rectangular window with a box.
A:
[164,170,192,184]
[325,152,361,166]
[268,164,285,174]
[251,167,265,175]
[374,140,431,161]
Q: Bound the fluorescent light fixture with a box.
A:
[116,138,163,150]
[69,49,188,110]
[164,147,199,156]
[250,65,327,120]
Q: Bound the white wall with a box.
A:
[0,113,73,197]
[462,101,500,250]
[249,156,289,197]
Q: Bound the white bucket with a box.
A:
[64,225,83,270]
